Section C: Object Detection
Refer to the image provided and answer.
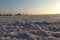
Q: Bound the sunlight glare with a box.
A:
[55,5,60,13]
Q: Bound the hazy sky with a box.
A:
[0,0,60,14]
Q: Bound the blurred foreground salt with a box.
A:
[0,15,60,40]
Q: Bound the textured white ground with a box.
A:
[0,15,60,40]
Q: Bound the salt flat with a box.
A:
[0,15,60,40]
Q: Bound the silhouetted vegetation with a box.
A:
[0,14,12,16]
[14,13,22,16]
[0,13,28,16]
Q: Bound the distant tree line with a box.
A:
[0,14,12,16]
[0,13,28,16]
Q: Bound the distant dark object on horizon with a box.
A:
[14,13,22,16]
[0,13,12,16]
[0,13,28,16]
